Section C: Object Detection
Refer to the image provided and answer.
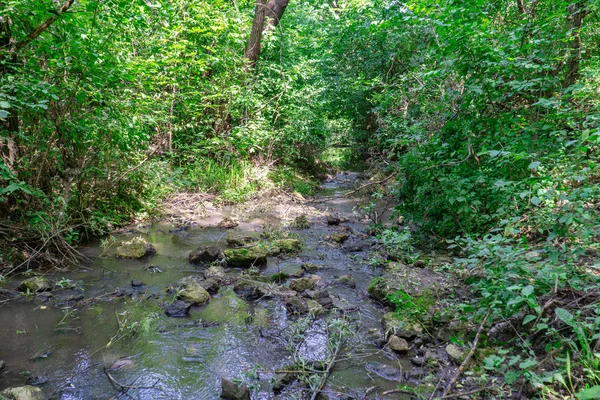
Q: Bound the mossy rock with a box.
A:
[18,277,51,293]
[368,277,393,306]
[226,231,260,247]
[307,299,324,315]
[381,312,424,339]
[327,232,349,243]
[189,246,223,264]
[289,277,316,292]
[116,238,156,259]
[272,239,302,253]
[1,386,45,400]
[177,276,211,305]
[445,343,465,363]
[224,247,268,267]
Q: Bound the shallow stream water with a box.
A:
[0,173,413,399]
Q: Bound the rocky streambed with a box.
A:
[0,173,462,400]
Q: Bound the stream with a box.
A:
[0,173,414,399]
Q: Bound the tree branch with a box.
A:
[16,0,76,51]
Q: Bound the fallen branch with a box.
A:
[439,311,490,398]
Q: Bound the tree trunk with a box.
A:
[265,0,289,28]
[563,1,589,88]
[244,0,268,69]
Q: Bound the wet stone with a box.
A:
[189,245,223,264]
[226,231,259,247]
[224,247,268,268]
[285,296,308,315]
[116,238,156,259]
[164,300,191,318]
[289,277,316,292]
[220,378,250,400]
[301,262,323,272]
[131,280,145,287]
[35,292,54,302]
[327,232,349,244]
[272,371,296,393]
[27,374,48,386]
[272,238,302,253]
[1,386,45,400]
[334,275,356,288]
[198,278,219,293]
[176,276,211,305]
[217,217,239,229]
[365,361,402,382]
[0,359,5,373]
[205,265,226,280]
[19,277,51,293]
[388,335,410,353]
[326,214,341,225]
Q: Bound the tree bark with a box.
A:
[265,0,289,28]
[563,1,589,88]
[244,0,268,69]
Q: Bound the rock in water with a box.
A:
[0,359,5,373]
[176,277,211,304]
[164,300,191,318]
[272,238,302,253]
[388,335,410,353]
[226,231,260,247]
[220,378,251,400]
[189,245,223,264]
[289,277,316,292]
[327,232,349,244]
[224,247,267,268]
[326,214,341,225]
[1,386,45,400]
[18,277,51,293]
[218,217,239,229]
[116,237,156,259]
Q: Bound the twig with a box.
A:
[439,311,490,398]
[309,329,345,400]
[437,385,500,399]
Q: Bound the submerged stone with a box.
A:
[1,386,45,400]
[164,300,191,318]
[220,378,250,400]
[224,247,268,267]
[116,238,156,259]
[18,277,51,293]
[176,276,211,305]
[189,245,223,264]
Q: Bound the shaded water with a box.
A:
[0,173,412,399]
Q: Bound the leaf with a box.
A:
[555,308,575,328]
[528,161,541,169]
[0,110,8,119]
[0,100,10,108]
[530,196,541,206]
[523,315,536,325]
[522,285,534,297]
[519,359,537,369]
[505,371,521,385]
[575,386,600,400]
